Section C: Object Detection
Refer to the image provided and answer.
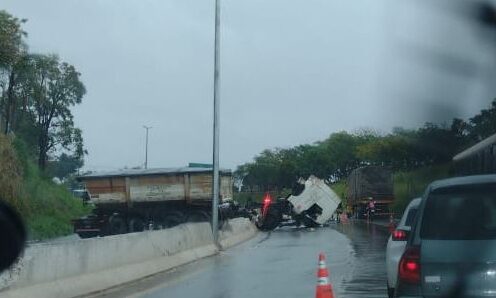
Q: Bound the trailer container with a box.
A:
[73,167,234,237]
[347,166,394,219]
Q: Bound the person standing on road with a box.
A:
[367,198,376,221]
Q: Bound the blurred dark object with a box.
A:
[477,1,496,26]
[0,200,26,272]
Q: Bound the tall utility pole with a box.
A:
[211,0,221,244]
[143,125,152,169]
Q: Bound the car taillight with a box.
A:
[392,229,408,241]
[262,193,272,217]
[399,246,421,284]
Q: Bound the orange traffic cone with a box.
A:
[315,252,335,298]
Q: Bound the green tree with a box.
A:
[356,134,414,169]
[0,10,25,69]
[47,153,84,179]
[0,10,27,134]
[468,98,496,141]
[320,131,373,179]
[19,54,86,170]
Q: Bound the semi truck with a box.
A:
[73,167,243,238]
[255,176,341,230]
[347,166,394,219]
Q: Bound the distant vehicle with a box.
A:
[347,166,394,219]
[453,132,496,175]
[386,197,421,298]
[72,167,244,238]
[395,174,496,297]
[255,176,341,230]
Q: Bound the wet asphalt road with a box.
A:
[90,221,390,298]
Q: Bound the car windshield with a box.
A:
[1,1,496,297]
[421,184,496,240]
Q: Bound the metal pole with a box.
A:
[211,0,221,244]
[143,126,152,169]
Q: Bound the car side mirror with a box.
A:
[0,201,26,272]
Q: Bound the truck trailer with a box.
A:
[347,166,394,219]
[73,167,238,238]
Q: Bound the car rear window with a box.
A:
[404,207,417,227]
[420,184,496,240]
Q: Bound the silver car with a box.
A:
[386,197,421,298]
[395,174,496,297]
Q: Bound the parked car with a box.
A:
[386,197,421,298]
[395,174,496,297]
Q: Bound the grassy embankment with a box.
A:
[392,164,451,212]
[0,135,91,240]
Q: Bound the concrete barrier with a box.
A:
[219,217,258,249]
[0,218,257,298]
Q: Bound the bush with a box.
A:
[330,181,347,206]
[21,164,91,239]
[0,134,23,211]
[392,164,452,213]
[0,136,92,240]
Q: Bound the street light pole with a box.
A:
[143,125,152,169]
[211,0,221,244]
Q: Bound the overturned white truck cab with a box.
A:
[256,176,342,230]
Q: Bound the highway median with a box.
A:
[0,218,257,298]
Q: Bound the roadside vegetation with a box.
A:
[235,100,496,213]
[1,10,90,239]
[392,164,451,213]
[330,181,347,202]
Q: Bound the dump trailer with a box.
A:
[347,166,394,219]
[255,176,341,230]
[73,167,241,238]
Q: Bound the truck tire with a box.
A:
[128,217,145,232]
[109,215,127,235]
[302,218,319,228]
[256,212,280,231]
[256,205,282,231]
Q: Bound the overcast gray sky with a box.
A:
[2,0,496,171]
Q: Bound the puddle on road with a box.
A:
[333,221,390,298]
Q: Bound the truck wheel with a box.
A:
[302,216,319,228]
[109,215,127,235]
[257,211,281,231]
[128,217,145,232]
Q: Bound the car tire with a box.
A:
[387,284,394,298]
